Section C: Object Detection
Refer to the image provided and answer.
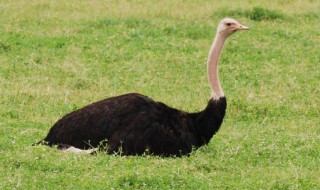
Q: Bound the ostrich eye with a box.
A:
[226,23,232,27]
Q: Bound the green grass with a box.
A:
[0,0,319,189]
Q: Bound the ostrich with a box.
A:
[34,18,249,156]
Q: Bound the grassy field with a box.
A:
[0,0,319,189]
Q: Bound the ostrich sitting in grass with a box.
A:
[34,18,249,156]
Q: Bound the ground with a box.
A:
[0,0,319,189]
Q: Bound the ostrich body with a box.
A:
[36,18,249,156]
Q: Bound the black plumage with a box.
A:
[39,93,226,156]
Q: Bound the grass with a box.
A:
[0,0,319,189]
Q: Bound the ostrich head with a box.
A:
[217,18,249,37]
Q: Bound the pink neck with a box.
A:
[207,32,226,100]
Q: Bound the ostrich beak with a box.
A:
[235,24,249,30]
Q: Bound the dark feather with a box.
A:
[35,93,226,156]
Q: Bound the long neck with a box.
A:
[207,32,226,100]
